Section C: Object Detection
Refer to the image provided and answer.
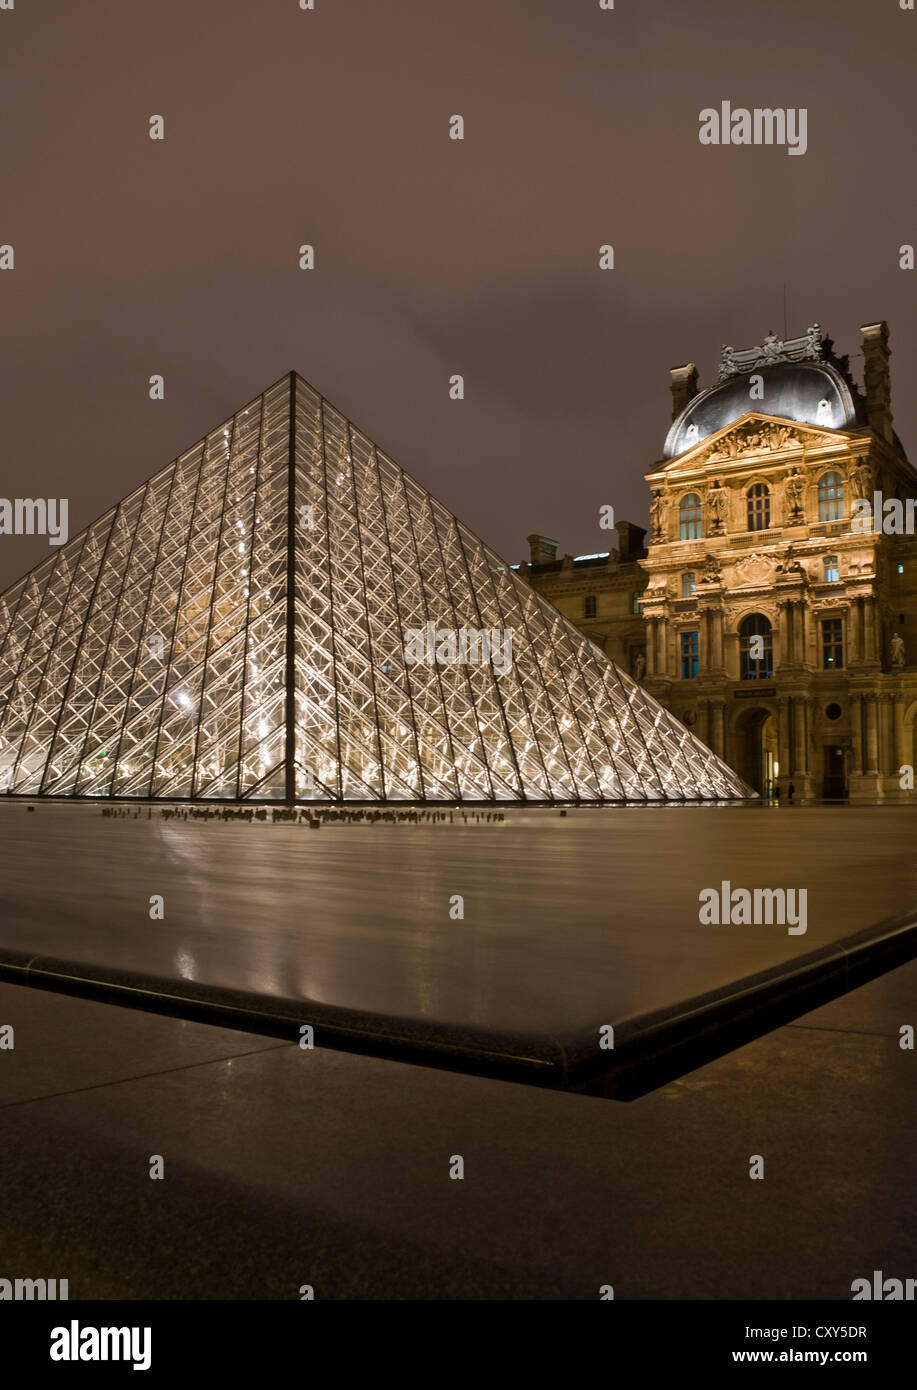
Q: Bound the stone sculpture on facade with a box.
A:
[784,467,805,522]
[650,490,667,541]
[852,458,874,500]
[776,545,804,576]
[701,553,721,583]
[706,479,728,532]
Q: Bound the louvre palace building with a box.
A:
[523,322,917,803]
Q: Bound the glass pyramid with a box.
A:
[0,373,752,803]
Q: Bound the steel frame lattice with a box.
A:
[0,373,753,803]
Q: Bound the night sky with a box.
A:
[2,0,915,593]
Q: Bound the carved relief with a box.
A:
[700,421,802,463]
[697,419,838,465]
[735,551,775,586]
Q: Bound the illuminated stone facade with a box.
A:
[524,323,917,802]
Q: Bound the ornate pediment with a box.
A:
[698,418,838,464]
[661,414,846,474]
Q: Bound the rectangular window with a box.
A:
[680,630,699,680]
[818,473,844,521]
[679,496,703,540]
[631,592,643,614]
[682,571,696,597]
[747,483,770,531]
[584,594,596,618]
[822,618,844,670]
[823,556,839,583]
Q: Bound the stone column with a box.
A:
[850,694,864,774]
[875,694,889,775]
[700,698,711,748]
[786,602,797,666]
[701,609,722,672]
[863,599,877,665]
[711,700,725,759]
[645,618,657,676]
[797,602,809,667]
[894,696,909,774]
[777,696,792,779]
[878,693,897,775]
[793,697,809,774]
[776,600,789,668]
[850,599,862,664]
[656,618,668,676]
[864,697,879,773]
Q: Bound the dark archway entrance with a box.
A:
[822,745,847,799]
[733,705,778,796]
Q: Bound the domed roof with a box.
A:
[663,327,865,459]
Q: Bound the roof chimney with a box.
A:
[615,520,647,563]
[527,534,558,567]
[860,322,893,445]
[669,363,699,421]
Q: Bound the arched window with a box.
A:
[682,571,696,597]
[747,483,770,531]
[818,471,844,521]
[679,494,702,540]
[739,613,773,680]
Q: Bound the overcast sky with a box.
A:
[2,0,915,592]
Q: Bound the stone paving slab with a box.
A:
[1,961,915,1299]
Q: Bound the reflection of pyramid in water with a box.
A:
[0,373,752,803]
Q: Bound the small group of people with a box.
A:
[773,781,795,804]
